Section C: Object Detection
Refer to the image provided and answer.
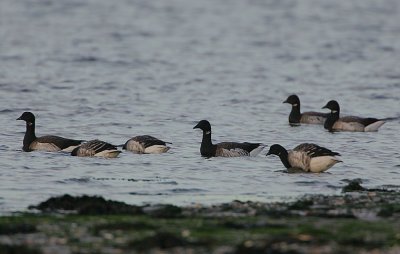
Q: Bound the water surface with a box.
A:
[0,0,399,213]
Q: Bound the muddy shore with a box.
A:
[1,181,399,254]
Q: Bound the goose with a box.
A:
[266,143,342,173]
[322,100,386,132]
[283,95,328,125]
[123,135,170,154]
[17,112,83,152]
[71,140,121,158]
[193,120,265,157]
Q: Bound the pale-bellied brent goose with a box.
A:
[193,120,265,157]
[322,100,386,132]
[71,139,121,158]
[17,112,83,152]
[266,143,342,173]
[123,135,170,154]
[283,95,328,125]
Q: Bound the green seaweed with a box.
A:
[0,192,399,253]
[0,223,36,235]
[378,204,400,217]
[0,244,41,254]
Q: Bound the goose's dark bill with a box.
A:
[123,135,170,154]
[194,119,265,157]
[17,112,83,152]
[322,100,386,132]
[71,140,121,158]
[266,143,342,173]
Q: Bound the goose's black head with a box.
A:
[322,100,340,113]
[17,112,35,125]
[266,144,286,157]
[283,95,300,107]
[266,144,291,168]
[193,120,211,133]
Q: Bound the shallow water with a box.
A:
[0,0,399,213]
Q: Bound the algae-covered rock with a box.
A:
[342,180,366,192]
[29,194,143,215]
[143,204,183,218]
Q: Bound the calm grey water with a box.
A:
[0,0,399,213]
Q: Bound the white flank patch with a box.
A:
[62,145,81,153]
[144,145,170,154]
[364,120,385,132]
[309,156,342,173]
[32,142,61,152]
[249,144,266,157]
[94,150,121,158]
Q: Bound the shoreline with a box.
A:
[1,181,399,254]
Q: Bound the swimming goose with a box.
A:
[193,120,265,157]
[266,143,342,173]
[283,95,328,125]
[322,100,386,132]
[17,112,83,152]
[71,140,121,158]
[123,135,170,154]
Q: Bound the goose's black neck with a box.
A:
[324,110,340,132]
[200,131,216,157]
[23,121,36,152]
[278,149,291,169]
[289,104,302,124]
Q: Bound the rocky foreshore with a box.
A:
[1,181,399,254]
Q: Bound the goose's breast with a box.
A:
[288,151,310,171]
[333,121,365,131]
[125,140,145,153]
[30,141,61,152]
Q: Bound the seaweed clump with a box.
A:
[342,180,366,193]
[29,194,143,215]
